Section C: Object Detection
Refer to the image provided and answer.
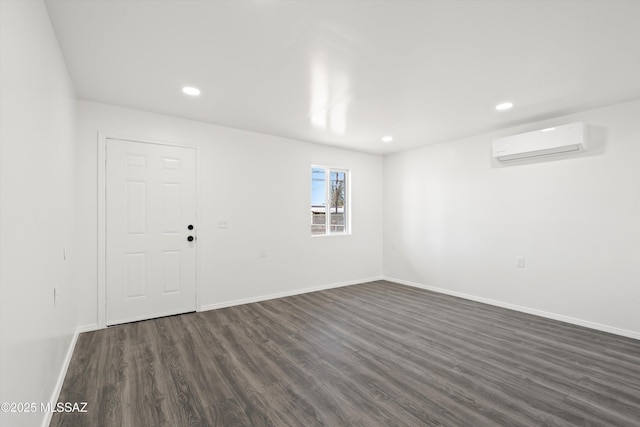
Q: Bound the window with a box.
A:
[311,166,349,236]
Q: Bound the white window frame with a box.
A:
[311,165,351,237]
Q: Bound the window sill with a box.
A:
[311,233,351,238]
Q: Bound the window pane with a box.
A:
[311,167,326,235]
[329,171,346,233]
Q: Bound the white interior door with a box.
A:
[106,138,197,326]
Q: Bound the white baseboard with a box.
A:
[199,276,384,312]
[76,323,100,334]
[385,277,640,341]
[41,327,81,427]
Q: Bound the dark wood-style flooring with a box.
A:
[51,281,640,426]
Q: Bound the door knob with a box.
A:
[188,225,194,230]
[187,236,194,242]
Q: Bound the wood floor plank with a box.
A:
[51,281,640,426]
[278,290,551,426]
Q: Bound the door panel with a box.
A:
[106,139,196,325]
[163,183,181,232]
[126,181,146,234]
[162,250,181,294]
[125,252,146,298]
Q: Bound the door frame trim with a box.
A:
[97,132,200,329]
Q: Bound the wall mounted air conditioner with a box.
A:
[492,122,587,162]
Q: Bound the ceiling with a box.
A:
[45,0,640,155]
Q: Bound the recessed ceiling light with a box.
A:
[495,102,513,111]
[182,86,201,96]
[382,135,394,143]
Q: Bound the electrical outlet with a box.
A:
[516,256,525,268]
[218,219,229,229]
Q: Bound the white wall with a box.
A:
[384,99,640,338]
[76,101,383,328]
[0,1,78,426]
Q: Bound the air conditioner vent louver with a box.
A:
[492,122,587,162]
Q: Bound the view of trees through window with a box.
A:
[311,166,348,236]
